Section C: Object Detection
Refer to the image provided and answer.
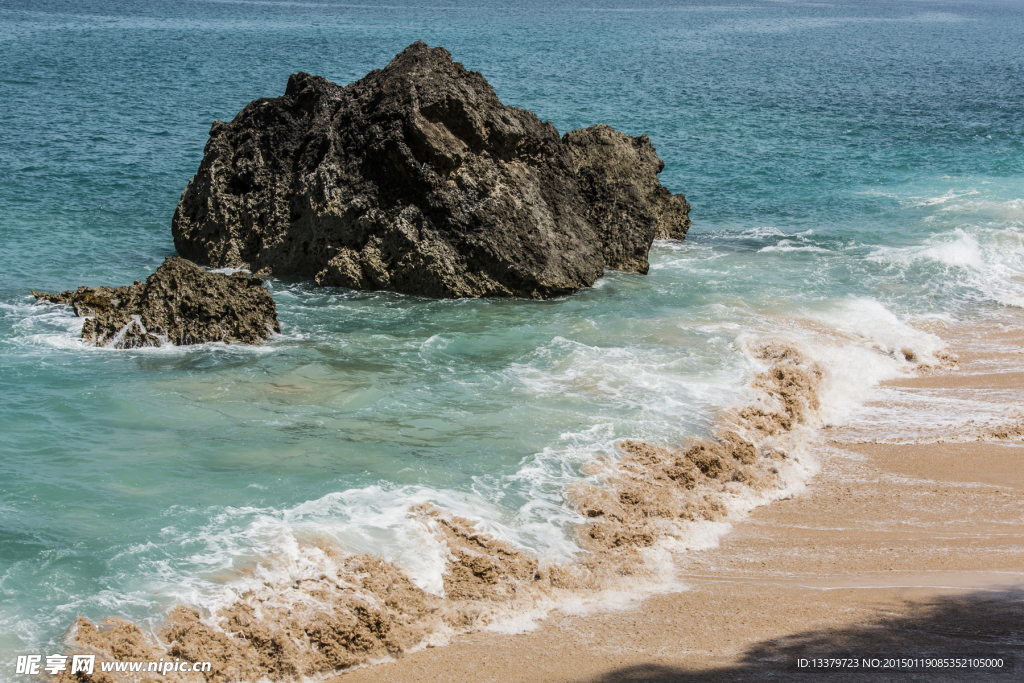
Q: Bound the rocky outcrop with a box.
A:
[563,124,691,241]
[172,41,689,299]
[33,257,279,348]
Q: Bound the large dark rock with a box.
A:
[33,257,280,348]
[172,41,689,299]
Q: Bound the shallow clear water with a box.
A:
[1,0,1023,669]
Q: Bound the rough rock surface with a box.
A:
[563,124,691,241]
[33,257,279,348]
[172,41,689,299]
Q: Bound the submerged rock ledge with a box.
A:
[33,257,279,348]
[172,41,690,299]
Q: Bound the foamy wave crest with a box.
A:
[736,226,793,239]
[907,188,980,207]
[2,299,283,355]
[868,228,986,270]
[55,321,934,682]
[758,241,829,254]
[867,225,1024,308]
[936,196,1024,221]
[1,299,88,350]
[802,298,950,364]
[840,385,1024,445]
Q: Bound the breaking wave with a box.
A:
[55,315,955,681]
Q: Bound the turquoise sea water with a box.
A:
[2,0,1023,672]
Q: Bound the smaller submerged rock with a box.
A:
[171,41,691,299]
[32,257,280,348]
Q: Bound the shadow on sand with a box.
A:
[585,590,1023,682]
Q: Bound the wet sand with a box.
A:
[339,319,1024,682]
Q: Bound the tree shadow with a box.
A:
[585,590,1023,682]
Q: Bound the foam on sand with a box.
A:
[54,334,874,682]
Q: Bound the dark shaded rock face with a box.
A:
[172,41,689,299]
[563,124,691,242]
[33,257,280,348]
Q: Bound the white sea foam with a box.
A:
[907,188,980,207]
[842,385,1024,444]
[867,225,1024,308]
[803,297,947,362]
[2,299,285,355]
[138,299,927,646]
[758,241,829,254]
[868,228,987,270]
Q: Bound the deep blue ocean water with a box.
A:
[2,0,1023,672]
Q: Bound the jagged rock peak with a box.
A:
[172,41,689,299]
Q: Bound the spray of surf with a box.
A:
[52,322,956,682]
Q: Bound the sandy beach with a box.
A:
[338,318,1024,683]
